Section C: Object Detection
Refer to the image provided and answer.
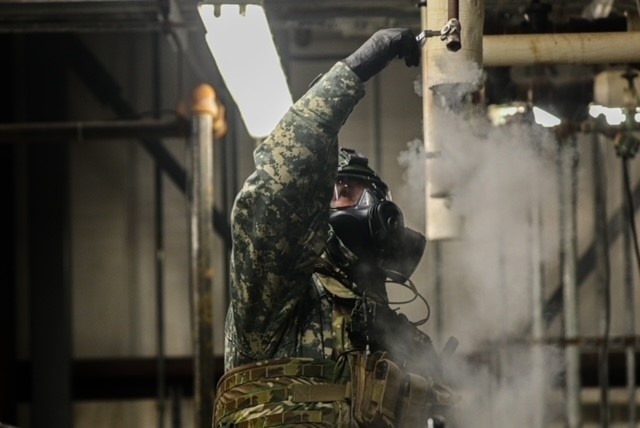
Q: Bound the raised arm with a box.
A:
[229,62,364,360]
[227,28,421,363]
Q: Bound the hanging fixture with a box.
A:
[198,1,293,138]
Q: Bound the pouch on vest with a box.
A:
[352,351,405,427]
[352,351,460,427]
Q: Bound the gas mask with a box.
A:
[328,155,426,281]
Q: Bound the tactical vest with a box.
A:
[214,273,457,427]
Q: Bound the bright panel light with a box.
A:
[198,3,293,138]
[532,106,561,128]
[487,103,526,126]
[588,104,626,125]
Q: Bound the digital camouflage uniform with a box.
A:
[216,61,454,427]
[225,61,363,369]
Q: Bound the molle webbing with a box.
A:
[218,358,338,392]
[214,358,349,427]
[229,409,325,427]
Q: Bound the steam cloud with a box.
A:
[398,72,565,427]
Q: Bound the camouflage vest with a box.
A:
[214,273,457,427]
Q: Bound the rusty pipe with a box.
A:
[190,84,218,428]
[441,0,460,51]
[448,0,458,20]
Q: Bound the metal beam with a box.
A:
[0,118,188,142]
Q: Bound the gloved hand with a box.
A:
[343,28,420,82]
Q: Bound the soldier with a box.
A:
[215,28,457,427]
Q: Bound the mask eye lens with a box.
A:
[330,178,367,209]
[357,189,376,208]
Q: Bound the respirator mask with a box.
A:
[328,149,426,281]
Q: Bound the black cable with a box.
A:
[621,155,639,428]
[622,158,640,279]
[385,273,431,326]
[385,276,418,305]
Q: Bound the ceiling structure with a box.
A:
[1,0,639,122]
[0,0,639,34]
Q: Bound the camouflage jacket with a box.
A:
[225,61,365,371]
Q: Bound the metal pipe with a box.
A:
[448,0,458,21]
[484,32,640,67]
[190,84,218,428]
[442,0,461,51]
[153,30,167,428]
[422,0,484,240]
[0,117,189,142]
[592,132,611,428]
[530,157,545,428]
[419,0,445,348]
[434,242,444,344]
[559,137,581,428]
[171,386,183,428]
[155,164,167,428]
[29,143,73,428]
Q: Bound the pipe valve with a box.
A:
[440,18,461,52]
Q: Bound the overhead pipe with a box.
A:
[484,32,640,67]
[423,23,640,238]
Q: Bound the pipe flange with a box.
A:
[440,18,461,52]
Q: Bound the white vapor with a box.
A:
[398,79,565,426]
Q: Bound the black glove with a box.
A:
[343,28,420,82]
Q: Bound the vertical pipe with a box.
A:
[434,242,444,344]
[422,0,484,240]
[152,30,167,428]
[171,386,183,428]
[190,84,217,428]
[559,137,581,428]
[530,166,545,428]
[622,158,637,428]
[593,133,611,428]
[155,164,167,428]
[29,142,73,428]
[27,35,72,428]
[448,0,459,20]
[0,143,17,426]
[420,1,446,349]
